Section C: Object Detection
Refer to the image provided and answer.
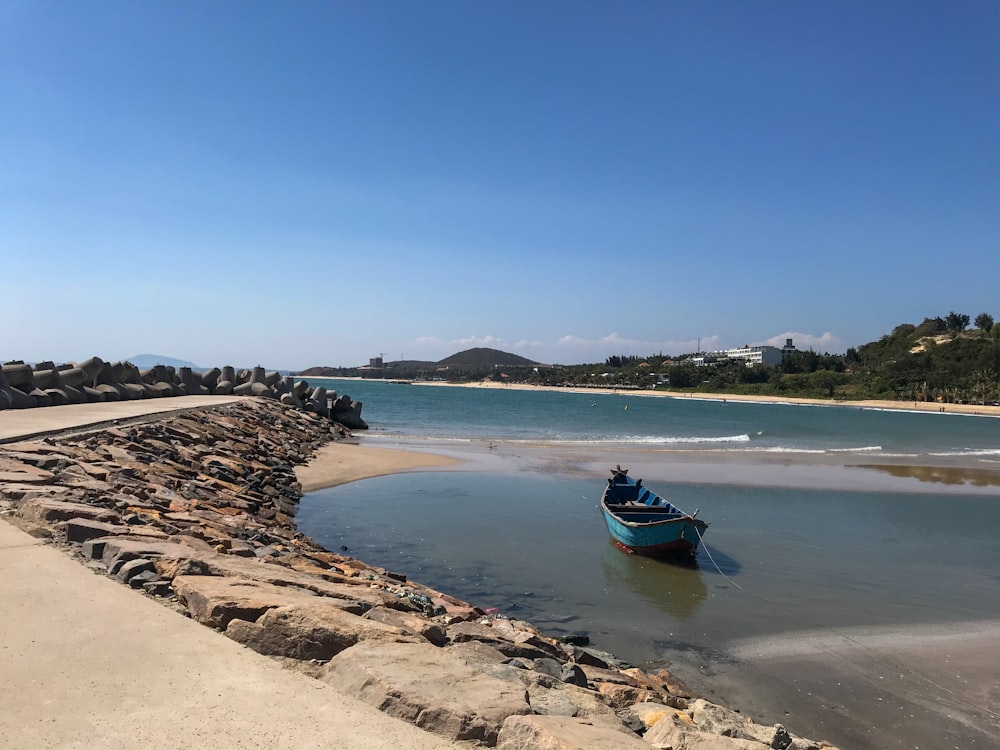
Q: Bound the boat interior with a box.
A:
[605,466,686,518]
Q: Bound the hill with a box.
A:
[297,348,542,377]
[436,348,542,368]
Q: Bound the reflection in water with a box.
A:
[859,464,1000,486]
[601,542,709,619]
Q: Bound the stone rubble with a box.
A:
[0,396,838,750]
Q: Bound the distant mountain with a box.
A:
[126,354,201,370]
[296,347,543,376]
[436,348,542,368]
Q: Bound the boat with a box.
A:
[600,465,708,558]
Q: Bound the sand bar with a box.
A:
[297,439,461,493]
[300,433,1000,496]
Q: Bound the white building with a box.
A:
[708,339,796,367]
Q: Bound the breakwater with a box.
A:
[0,357,366,428]
[0,396,836,749]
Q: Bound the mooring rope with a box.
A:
[693,525,742,589]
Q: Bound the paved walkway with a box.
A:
[0,401,462,750]
[0,396,246,442]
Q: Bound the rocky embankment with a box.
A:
[0,357,366,428]
[0,397,836,749]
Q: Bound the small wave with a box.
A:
[928,449,1000,457]
[499,434,754,446]
[829,446,883,453]
[629,434,752,445]
[740,446,828,454]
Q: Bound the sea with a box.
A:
[296,379,1000,749]
[300,377,1000,457]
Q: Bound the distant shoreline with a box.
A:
[407,379,1000,417]
[302,374,1000,417]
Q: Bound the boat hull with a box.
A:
[600,508,707,557]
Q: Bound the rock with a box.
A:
[688,699,795,748]
[562,644,614,669]
[559,632,590,646]
[17,498,119,525]
[61,518,129,543]
[321,641,531,744]
[532,681,630,730]
[496,714,649,750]
[114,557,156,585]
[225,602,417,661]
[644,711,767,750]
[524,686,580,717]
[171,574,319,629]
[363,606,447,646]
[448,619,562,660]
[560,664,588,688]
[532,657,565,681]
[628,700,678,730]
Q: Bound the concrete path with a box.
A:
[0,396,247,442]
[0,401,462,750]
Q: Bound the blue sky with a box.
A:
[2,1,997,369]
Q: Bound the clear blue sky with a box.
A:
[3,1,997,369]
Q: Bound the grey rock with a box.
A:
[114,557,156,585]
[560,664,588,688]
[321,640,531,744]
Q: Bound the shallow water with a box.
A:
[298,471,999,663]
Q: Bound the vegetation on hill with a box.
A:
[436,348,540,368]
[296,347,541,380]
[297,312,1000,405]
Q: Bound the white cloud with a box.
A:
[765,331,844,353]
[452,335,510,349]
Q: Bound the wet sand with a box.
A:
[296,436,1000,496]
[717,621,1000,749]
[296,439,461,493]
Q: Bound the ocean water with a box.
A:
[299,474,1000,653]
[310,377,1000,459]
[297,380,1000,748]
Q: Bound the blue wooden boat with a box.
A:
[600,465,708,558]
